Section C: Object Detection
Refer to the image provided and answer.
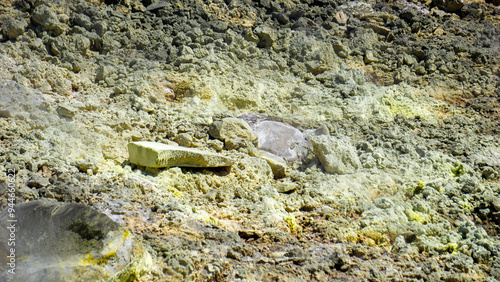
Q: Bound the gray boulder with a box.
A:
[0,199,152,282]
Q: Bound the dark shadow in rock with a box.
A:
[68,220,106,240]
[181,166,232,177]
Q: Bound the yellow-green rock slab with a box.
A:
[128,141,233,168]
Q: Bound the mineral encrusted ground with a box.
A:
[0,0,499,281]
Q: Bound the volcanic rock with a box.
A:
[128,141,233,168]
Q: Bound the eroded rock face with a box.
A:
[0,199,152,282]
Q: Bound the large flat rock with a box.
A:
[128,141,233,168]
[0,199,152,282]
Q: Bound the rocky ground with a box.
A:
[0,0,499,280]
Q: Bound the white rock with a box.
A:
[253,120,307,161]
